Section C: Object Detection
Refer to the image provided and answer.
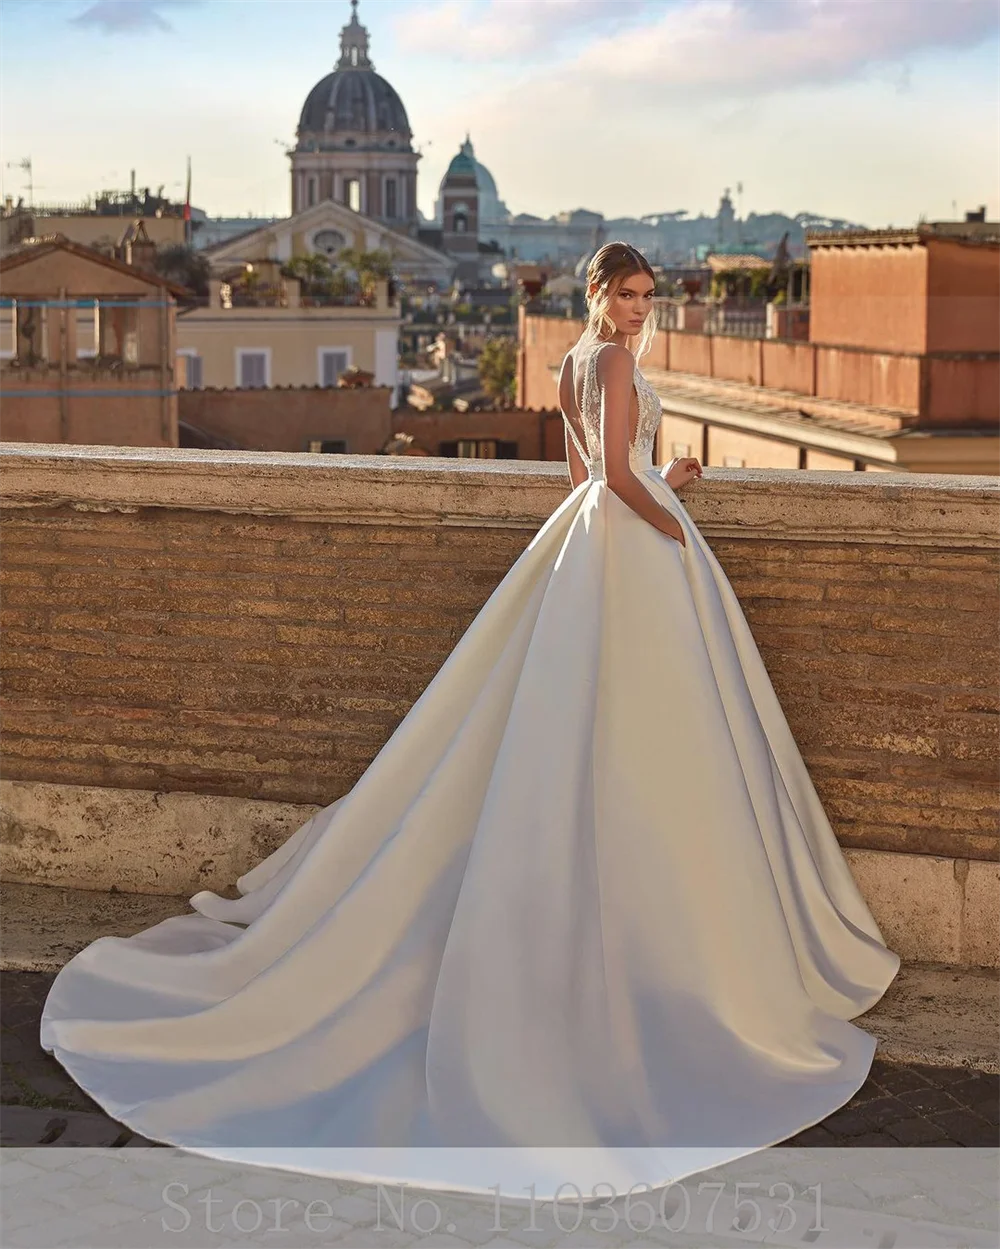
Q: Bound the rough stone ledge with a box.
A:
[2,441,997,545]
[3,781,996,968]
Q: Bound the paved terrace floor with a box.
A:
[2,959,997,1152]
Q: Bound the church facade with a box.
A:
[200,2,814,281]
[281,1,507,287]
[290,0,420,236]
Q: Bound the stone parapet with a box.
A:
[2,443,997,869]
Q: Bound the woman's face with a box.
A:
[592,269,656,336]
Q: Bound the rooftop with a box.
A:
[806,224,1000,248]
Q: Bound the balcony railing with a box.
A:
[654,296,774,338]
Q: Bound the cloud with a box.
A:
[71,0,198,35]
[394,0,653,61]
[398,0,998,86]
[408,0,998,223]
[568,0,1000,97]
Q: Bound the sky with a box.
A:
[1,0,998,229]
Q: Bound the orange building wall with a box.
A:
[1,371,176,446]
[815,346,921,413]
[809,245,928,353]
[925,357,999,426]
[709,336,764,387]
[516,310,580,411]
[706,425,800,469]
[1,246,179,447]
[925,239,1000,353]
[179,386,392,453]
[3,249,172,301]
[667,331,713,377]
[805,447,858,470]
[521,234,996,469]
[1,387,175,446]
[762,340,815,394]
[658,413,704,461]
[394,409,563,460]
[646,330,670,370]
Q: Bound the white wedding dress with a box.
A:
[40,336,901,1202]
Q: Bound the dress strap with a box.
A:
[563,407,590,467]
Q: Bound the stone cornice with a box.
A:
[677,467,998,548]
[0,443,567,531]
[1,442,996,548]
[807,226,1000,249]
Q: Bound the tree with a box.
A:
[336,246,395,298]
[153,245,209,296]
[280,253,334,290]
[478,337,517,406]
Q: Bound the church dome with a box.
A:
[297,1,411,144]
[298,71,410,139]
[445,150,477,180]
[436,135,508,227]
[470,158,498,200]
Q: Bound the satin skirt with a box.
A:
[40,450,900,1200]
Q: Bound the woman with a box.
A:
[40,242,900,1203]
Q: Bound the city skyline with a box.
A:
[1,0,997,229]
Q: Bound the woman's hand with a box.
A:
[661,457,703,489]
[666,516,686,548]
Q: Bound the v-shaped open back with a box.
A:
[564,340,662,480]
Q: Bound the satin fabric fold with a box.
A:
[40,449,900,1200]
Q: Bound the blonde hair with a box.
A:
[579,241,657,362]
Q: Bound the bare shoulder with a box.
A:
[595,342,634,382]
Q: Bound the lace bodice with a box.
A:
[563,340,661,480]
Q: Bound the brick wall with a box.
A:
[0,368,177,447]
[392,409,564,459]
[1,445,996,862]
[711,536,998,861]
[178,385,393,453]
[1,509,526,803]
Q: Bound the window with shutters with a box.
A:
[0,301,15,359]
[237,349,269,389]
[97,298,139,365]
[178,350,204,388]
[319,348,349,387]
[76,300,98,359]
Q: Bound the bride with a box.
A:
[40,241,900,1203]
